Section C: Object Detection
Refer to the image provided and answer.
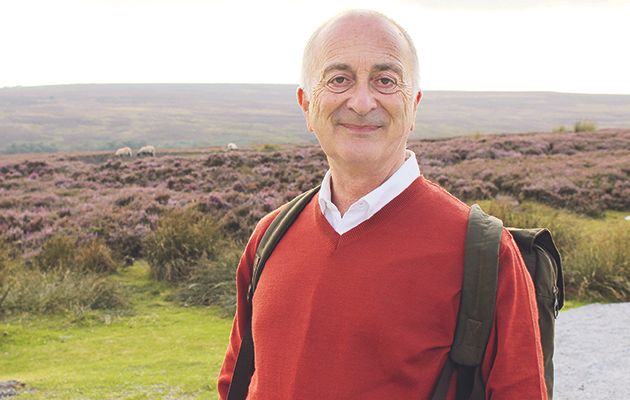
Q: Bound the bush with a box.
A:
[552,125,567,133]
[574,119,597,132]
[172,248,240,315]
[1,267,128,316]
[33,233,78,272]
[145,208,225,282]
[565,220,630,301]
[477,198,630,302]
[77,239,119,274]
[477,198,581,253]
[33,234,119,274]
[0,238,11,308]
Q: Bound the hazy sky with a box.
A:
[2,0,629,94]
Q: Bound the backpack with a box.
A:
[227,187,564,400]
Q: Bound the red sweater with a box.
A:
[218,176,547,399]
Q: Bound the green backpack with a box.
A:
[227,187,564,400]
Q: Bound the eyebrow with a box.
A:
[322,63,352,77]
[321,62,403,77]
[373,63,403,77]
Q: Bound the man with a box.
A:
[218,10,547,399]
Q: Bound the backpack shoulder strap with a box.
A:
[451,204,503,366]
[432,204,503,400]
[227,185,320,400]
[248,185,321,303]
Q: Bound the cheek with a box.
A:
[310,87,341,126]
[394,90,415,124]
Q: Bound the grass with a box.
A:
[1,203,626,398]
[0,262,232,399]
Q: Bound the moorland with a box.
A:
[0,128,628,398]
[2,84,630,153]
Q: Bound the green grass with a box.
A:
[0,262,232,399]
[3,202,626,398]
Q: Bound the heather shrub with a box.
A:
[76,238,119,274]
[1,268,128,316]
[105,225,145,260]
[172,247,241,315]
[145,207,224,282]
[574,119,597,132]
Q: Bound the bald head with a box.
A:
[300,10,420,98]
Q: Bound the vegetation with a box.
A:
[574,119,597,132]
[2,85,630,154]
[0,263,231,399]
[552,125,567,133]
[145,208,225,282]
[1,268,128,317]
[0,238,10,309]
[477,199,630,302]
[0,131,628,397]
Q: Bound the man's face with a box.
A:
[298,14,422,173]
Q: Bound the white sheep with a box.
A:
[137,145,156,157]
[226,143,239,151]
[114,147,133,157]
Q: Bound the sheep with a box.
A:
[137,145,156,157]
[114,147,133,157]
[226,142,239,151]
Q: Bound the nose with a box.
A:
[345,80,378,116]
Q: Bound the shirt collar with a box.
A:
[318,149,420,215]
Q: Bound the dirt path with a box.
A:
[554,302,630,399]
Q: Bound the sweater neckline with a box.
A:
[312,175,426,250]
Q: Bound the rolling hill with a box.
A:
[1,84,629,153]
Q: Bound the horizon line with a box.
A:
[1,82,629,96]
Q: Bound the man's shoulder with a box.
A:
[250,205,284,244]
[407,176,471,221]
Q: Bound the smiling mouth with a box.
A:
[339,123,381,133]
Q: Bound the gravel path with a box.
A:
[554,302,630,399]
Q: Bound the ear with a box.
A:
[413,89,422,112]
[296,87,313,132]
[410,89,423,131]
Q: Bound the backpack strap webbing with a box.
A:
[227,186,320,400]
[432,204,503,400]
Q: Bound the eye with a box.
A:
[327,75,353,93]
[373,76,398,93]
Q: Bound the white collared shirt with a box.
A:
[318,149,421,235]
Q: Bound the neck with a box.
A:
[328,152,407,216]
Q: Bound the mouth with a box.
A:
[339,123,382,133]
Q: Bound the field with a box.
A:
[2,84,630,153]
[1,129,629,398]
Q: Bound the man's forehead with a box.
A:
[312,14,411,70]
[317,13,407,50]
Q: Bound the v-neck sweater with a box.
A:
[218,176,547,399]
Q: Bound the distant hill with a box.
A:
[1,84,629,154]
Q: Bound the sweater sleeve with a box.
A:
[480,229,548,399]
[217,210,281,399]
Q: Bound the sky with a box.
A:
[2,0,629,94]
